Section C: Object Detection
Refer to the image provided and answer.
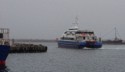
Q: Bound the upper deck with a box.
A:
[0,28,10,45]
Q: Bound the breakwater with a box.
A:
[10,43,47,53]
[12,39,57,42]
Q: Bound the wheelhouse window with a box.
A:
[0,33,3,38]
[61,37,75,40]
[83,37,85,40]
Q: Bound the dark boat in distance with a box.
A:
[102,28,125,45]
[0,28,10,69]
[102,39,125,45]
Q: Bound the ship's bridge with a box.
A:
[69,26,79,31]
[0,28,10,45]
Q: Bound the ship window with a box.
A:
[61,37,75,40]
[92,36,97,40]
[77,36,83,40]
[65,31,70,35]
[70,38,74,40]
[86,36,90,40]
[84,32,94,34]
[0,33,3,38]
[92,37,94,40]
[70,32,75,35]
[76,31,82,34]
[83,37,85,40]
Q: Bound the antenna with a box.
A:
[114,27,121,40]
[69,16,79,30]
[72,16,79,26]
[114,27,117,40]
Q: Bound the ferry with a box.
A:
[57,17,102,49]
[0,28,10,69]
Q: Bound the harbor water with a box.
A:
[5,42,125,72]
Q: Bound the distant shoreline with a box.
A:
[11,39,125,45]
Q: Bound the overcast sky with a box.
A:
[0,0,125,40]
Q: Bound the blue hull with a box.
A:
[0,45,10,61]
[58,40,102,49]
[86,42,102,48]
[58,40,86,49]
[0,45,10,69]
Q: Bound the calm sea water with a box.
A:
[4,42,125,72]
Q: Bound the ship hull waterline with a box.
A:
[0,45,10,69]
[58,40,102,49]
[86,41,102,48]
